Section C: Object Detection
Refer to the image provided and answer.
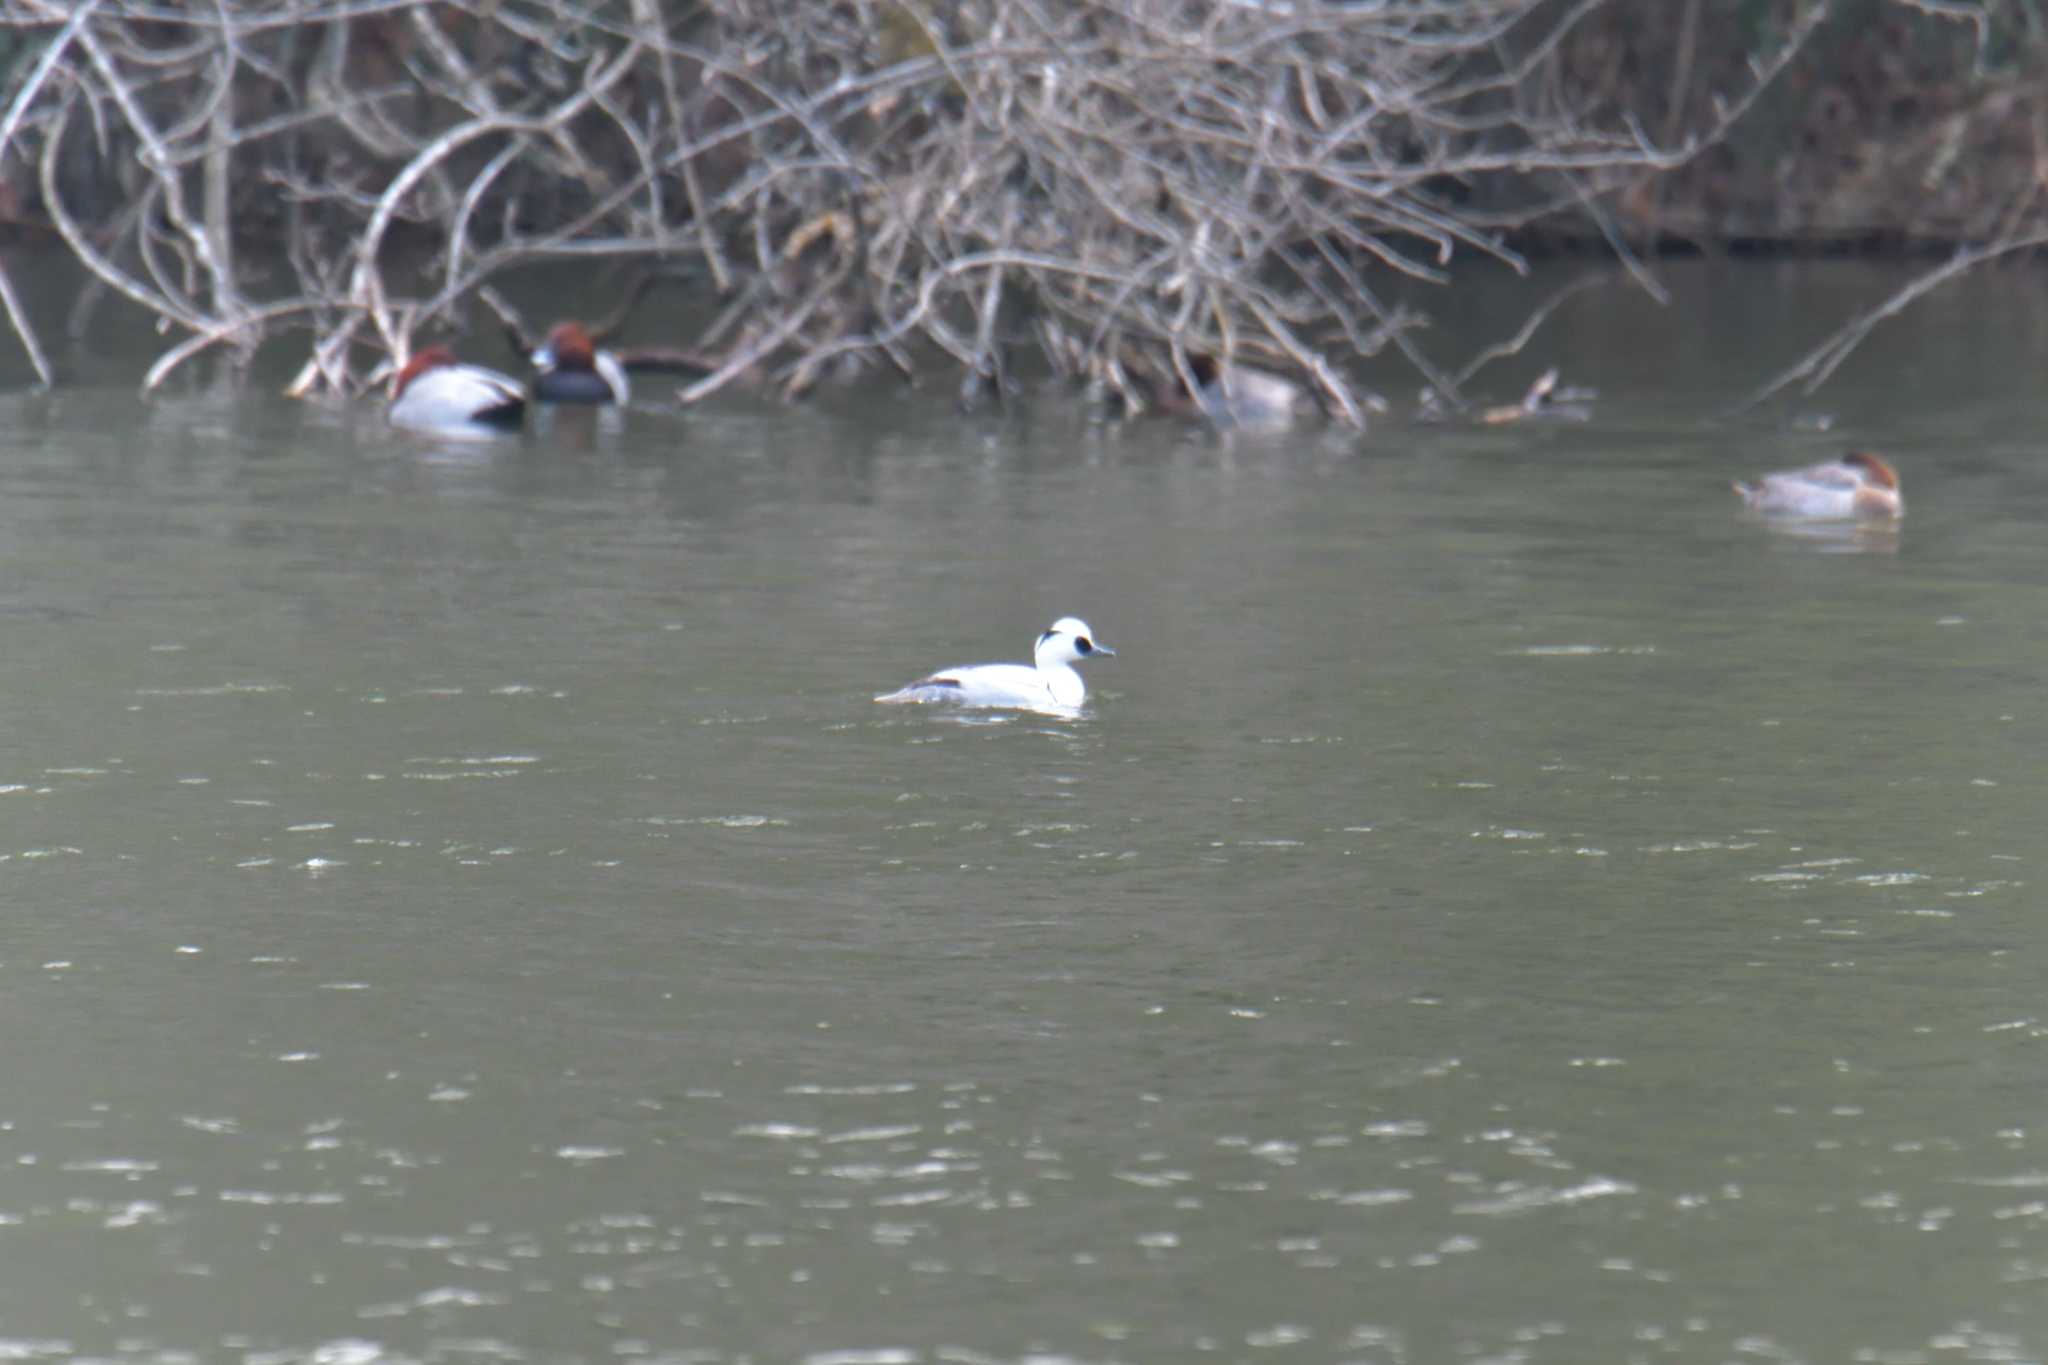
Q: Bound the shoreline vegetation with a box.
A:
[0,1,2036,422]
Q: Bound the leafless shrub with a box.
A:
[0,0,1830,419]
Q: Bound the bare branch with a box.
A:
[1732,226,2048,414]
[0,254,52,388]
[0,0,1849,410]
[1454,274,1609,389]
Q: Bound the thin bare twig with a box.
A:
[0,255,52,387]
[1454,274,1609,389]
[1732,226,2048,414]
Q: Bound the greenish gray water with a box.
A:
[3,259,2048,1362]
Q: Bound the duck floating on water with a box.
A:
[874,617,1116,714]
[1733,451,1903,520]
[530,321,631,405]
[388,346,525,431]
[1180,355,1314,431]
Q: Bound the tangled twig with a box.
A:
[0,0,1837,415]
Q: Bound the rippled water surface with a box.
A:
[6,260,2048,1362]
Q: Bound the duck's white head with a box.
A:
[1035,617,1114,669]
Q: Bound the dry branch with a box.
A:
[1733,222,2048,414]
[0,0,1873,415]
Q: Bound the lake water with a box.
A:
[4,258,2048,1363]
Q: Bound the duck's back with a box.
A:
[876,662,1082,710]
[390,365,525,430]
[534,368,624,404]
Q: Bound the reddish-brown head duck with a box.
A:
[389,346,526,431]
[1733,451,1903,520]
[530,321,630,405]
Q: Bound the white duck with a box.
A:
[1733,451,1903,520]
[874,617,1115,713]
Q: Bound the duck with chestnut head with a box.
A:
[530,321,630,405]
[1733,451,1903,520]
[388,347,526,431]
